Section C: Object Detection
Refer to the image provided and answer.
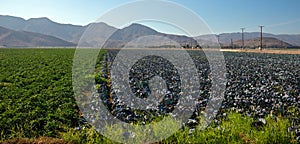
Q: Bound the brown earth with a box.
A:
[220,48,300,55]
[103,48,300,55]
[1,137,71,144]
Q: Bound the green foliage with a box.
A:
[164,112,296,144]
[0,48,79,139]
[59,126,115,144]
[57,112,296,144]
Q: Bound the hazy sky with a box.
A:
[1,0,300,35]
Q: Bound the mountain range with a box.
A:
[195,33,300,48]
[0,15,299,48]
[0,26,75,47]
[221,37,293,48]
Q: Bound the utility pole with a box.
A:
[259,26,264,50]
[241,28,245,49]
[231,38,234,49]
[217,35,221,48]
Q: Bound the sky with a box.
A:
[1,0,300,35]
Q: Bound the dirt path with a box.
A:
[104,48,300,55]
[220,49,300,55]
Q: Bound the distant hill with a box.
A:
[195,33,300,48]
[102,23,197,48]
[0,15,196,48]
[274,34,300,47]
[221,37,293,48]
[0,15,85,43]
[0,15,299,48]
[0,26,76,47]
[0,15,26,31]
[77,22,118,47]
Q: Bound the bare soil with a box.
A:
[1,137,71,144]
[220,48,300,55]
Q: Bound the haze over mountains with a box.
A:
[0,15,84,43]
[0,26,75,47]
[0,15,299,48]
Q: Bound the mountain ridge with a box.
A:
[195,33,300,47]
[0,15,299,48]
[0,26,76,47]
[220,37,294,48]
[0,15,85,43]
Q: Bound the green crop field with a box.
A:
[0,48,298,144]
[0,49,79,137]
